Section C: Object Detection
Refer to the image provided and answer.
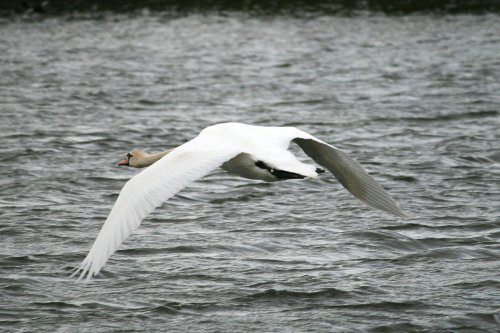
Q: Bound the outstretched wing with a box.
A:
[293,137,406,217]
[214,124,406,217]
[73,134,241,280]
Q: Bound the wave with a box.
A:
[240,287,350,301]
[376,110,499,123]
[331,299,427,310]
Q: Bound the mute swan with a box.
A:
[73,122,405,280]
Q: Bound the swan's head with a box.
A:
[118,148,173,168]
[118,149,148,168]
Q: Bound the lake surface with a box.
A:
[1,12,499,332]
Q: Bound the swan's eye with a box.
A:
[127,153,133,159]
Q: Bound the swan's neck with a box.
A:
[139,149,173,167]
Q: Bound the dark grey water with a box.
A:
[1,13,499,332]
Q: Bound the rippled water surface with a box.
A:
[1,13,499,332]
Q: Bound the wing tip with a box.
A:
[364,197,408,219]
[392,209,409,218]
[69,257,98,281]
[376,200,409,218]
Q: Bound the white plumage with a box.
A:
[73,123,405,280]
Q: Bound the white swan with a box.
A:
[73,123,405,280]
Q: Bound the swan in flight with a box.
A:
[73,123,405,280]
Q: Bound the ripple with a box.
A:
[239,287,350,301]
[0,12,499,333]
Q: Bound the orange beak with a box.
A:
[118,159,129,166]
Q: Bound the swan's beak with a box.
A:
[118,159,129,166]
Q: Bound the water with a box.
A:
[1,12,499,332]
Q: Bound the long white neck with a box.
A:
[137,149,174,168]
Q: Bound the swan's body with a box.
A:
[123,150,320,182]
[73,123,405,280]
